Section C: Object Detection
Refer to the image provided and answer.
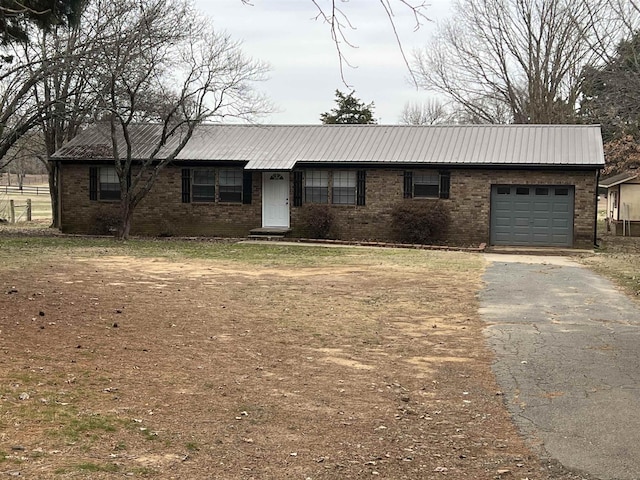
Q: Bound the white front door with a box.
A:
[262,172,290,228]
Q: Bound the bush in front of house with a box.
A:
[89,211,120,236]
[297,204,336,239]
[390,200,450,244]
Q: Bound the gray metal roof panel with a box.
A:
[599,172,638,188]
[52,123,605,168]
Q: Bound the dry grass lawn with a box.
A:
[0,235,585,479]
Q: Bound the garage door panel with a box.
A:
[491,185,574,247]
[552,218,570,228]
[552,203,570,213]
[532,218,551,228]
[514,201,531,210]
[533,202,551,211]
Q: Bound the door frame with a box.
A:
[261,172,290,228]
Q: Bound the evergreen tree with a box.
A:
[320,90,377,124]
[580,31,640,141]
[0,0,83,45]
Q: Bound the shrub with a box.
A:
[390,200,450,244]
[89,211,120,236]
[297,204,336,239]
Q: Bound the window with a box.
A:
[181,168,252,205]
[192,169,215,202]
[292,170,365,207]
[99,166,120,200]
[89,166,120,201]
[219,169,243,203]
[535,187,549,195]
[516,187,530,195]
[332,171,356,205]
[414,173,440,198]
[497,186,511,195]
[404,171,450,199]
[555,187,569,196]
[305,170,328,204]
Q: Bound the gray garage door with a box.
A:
[490,185,574,246]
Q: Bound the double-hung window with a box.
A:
[182,168,250,204]
[192,169,215,203]
[99,166,120,200]
[332,171,356,205]
[305,170,329,204]
[413,173,440,198]
[219,169,243,203]
[404,170,451,199]
[89,166,120,201]
[293,170,366,206]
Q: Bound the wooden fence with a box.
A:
[0,185,50,196]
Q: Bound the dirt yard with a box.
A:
[0,236,587,479]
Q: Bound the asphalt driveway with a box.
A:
[480,254,640,480]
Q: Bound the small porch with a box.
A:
[248,227,292,240]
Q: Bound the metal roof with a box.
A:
[52,123,605,169]
[599,172,638,188]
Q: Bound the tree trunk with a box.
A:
[48,161,60,228]
[117,198,133,240]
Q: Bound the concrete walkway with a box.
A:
[480,254,640,480]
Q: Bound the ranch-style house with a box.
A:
[51,123,605,248]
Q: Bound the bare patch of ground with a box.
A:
[0,240,585,479]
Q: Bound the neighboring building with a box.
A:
[600,171,640,236]
[51,124,604,248]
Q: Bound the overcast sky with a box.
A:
[194,0,453,125]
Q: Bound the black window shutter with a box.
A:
[89,166,98,201]
[293,171,303,207]
[439,171,451,199]
[403,171,413,199]
[181,168,191,203]
[242,171,252,204]
[357,170,366,206]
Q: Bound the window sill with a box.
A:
[190,201,244,206]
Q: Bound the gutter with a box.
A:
[594,169,601,248]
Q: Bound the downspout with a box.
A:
[593,169,600,249]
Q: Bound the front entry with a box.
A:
[262,172,290,228]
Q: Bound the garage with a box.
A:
[490,185,575,246]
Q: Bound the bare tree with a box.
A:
[84,0,269,239]
[309,0,430,85]
[414,0,613,124]
[21,12,98,227]
[398,99,449,125]
[1,131,46,188]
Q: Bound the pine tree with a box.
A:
[320,90,377,124]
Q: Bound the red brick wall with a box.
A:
[59,164,598,247]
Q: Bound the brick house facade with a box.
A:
[53,124,604,248]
